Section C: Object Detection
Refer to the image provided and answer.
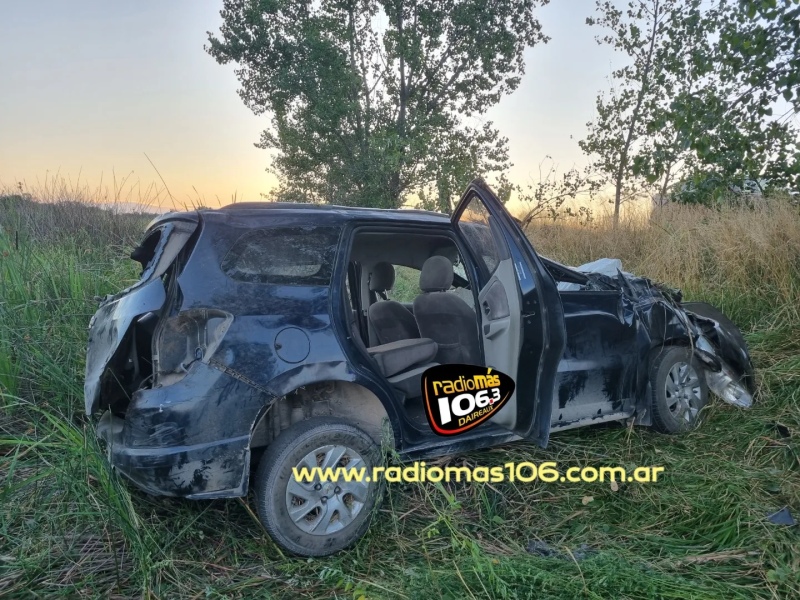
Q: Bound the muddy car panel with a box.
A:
[553,289,640,429]
[97,362,258,498]
[86,183,755,500]
[90,210,409,497]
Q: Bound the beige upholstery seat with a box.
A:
[413,256,481,365]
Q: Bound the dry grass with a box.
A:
[529,199,800,325]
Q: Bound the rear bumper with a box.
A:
[93,360,270,498]
[97,410,251,499]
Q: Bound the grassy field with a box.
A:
[1,193,799,599]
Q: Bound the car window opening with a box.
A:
[346,228,484,426]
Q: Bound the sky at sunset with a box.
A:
[1,0,620,210]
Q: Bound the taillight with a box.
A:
[152,308,233,385]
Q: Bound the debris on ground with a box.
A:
[766,507,796,526]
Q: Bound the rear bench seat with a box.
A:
[367,338,438,398]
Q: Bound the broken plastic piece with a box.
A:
[705,363,753,408]
[526,540,558,557]
[766,507,796,526]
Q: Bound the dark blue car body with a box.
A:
[87,181,754,499]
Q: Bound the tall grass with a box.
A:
[1,191,799,598]
[529,201,800,326]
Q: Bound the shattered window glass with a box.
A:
[457,199,502,276]
[222,227,341,285]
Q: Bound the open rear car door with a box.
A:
[451,180,566,446]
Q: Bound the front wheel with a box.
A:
[650,346,709,433]
[253,417,382,556]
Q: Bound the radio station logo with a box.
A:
[421,364,515,436]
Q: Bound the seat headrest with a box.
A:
[369,262,395,292]
[419,256,454,292]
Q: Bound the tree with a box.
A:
[735,0,800,112]
[580,0,800,215]
[514,159,600,227]
[578,0,726,223]
[579,0,676,226]
[668,0,800,201]
[206,0,549,210]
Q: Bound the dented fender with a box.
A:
[684,302,755,408]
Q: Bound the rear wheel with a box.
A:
[253,417,382,556]
[650,346,708,433]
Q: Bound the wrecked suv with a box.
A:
[86,180,754,556]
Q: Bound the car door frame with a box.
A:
[451,179,566,446]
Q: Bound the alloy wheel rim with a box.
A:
[285,444,370,535]
[665,361,702,423]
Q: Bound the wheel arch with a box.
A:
[250,379,397,453]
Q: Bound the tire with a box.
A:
[253,417,383,556]
[650,346,709,433]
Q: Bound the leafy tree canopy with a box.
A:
[207,0,549,210]
[579,0,799,216]
[669,0,800,202]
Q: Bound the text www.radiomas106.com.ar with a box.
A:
[293,462,666,484]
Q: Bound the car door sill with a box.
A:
[550,411,632,432]
[400,429,522,460]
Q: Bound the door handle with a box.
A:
[483,318,509,339]
[482,300,491,316]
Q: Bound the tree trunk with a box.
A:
[612,0,661,228]
[613,170,623,226]
[389,0,407,208]
[658,160,674,208]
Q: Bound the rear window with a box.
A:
[222,226,340,286]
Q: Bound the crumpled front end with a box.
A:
[683,302,755,408]
[616,273,756,410]
[564,259,756,411]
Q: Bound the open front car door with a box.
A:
[452,179,566,446]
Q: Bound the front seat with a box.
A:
[413,256,481,365]
[367,262,420,346]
